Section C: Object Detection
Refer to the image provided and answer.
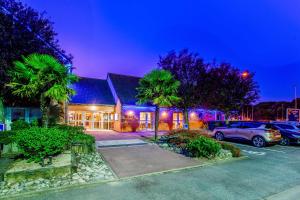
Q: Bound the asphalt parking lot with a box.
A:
[14,142,300,200]
[231,141,300,159]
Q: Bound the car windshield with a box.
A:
[275,124,296,130]
[242,122,262,128]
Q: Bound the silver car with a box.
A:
[212,122,282,147]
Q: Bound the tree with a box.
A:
[0,97,4,123]
[7,54,78,127]
[136,69,180,140]
[0,0,72,105]
[158,49,208,129]
[205,63,259,119]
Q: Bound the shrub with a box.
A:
[163,129,210,147]
[53,124,85,133]
[127,117,139,132]
[167,121,173,131]
[72,133,95,144]
[168,129,209,138]
[72,133,96,153]
[187,136,221,158]
[11,120,30,130]
[53,124,85,143]
[14,127,69,162]
[53,124,95,152]
[218,142,241,157]
[30,119,40,127]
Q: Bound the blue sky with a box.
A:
[22,0,300,101]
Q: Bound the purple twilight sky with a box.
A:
[21,0,300,102]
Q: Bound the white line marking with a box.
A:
[242,150,266,156]
[275,146,300,151]
[228,143,286,153]
[264,148,286,153]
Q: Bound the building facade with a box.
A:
[67,73,224,132]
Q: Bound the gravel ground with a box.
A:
[0,153,115,196]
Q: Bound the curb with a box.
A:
[1,156,248,200]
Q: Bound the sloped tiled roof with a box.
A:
[70,77,115,105]
[108,73,153,106]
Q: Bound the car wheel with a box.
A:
[280,137,290,146]
[215,132,224,141]
[252,136,266,148]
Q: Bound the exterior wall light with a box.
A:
[90,105,97,111]
[127,111,134,116]
[162,111,168,117]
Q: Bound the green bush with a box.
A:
[218,142,241,157]
[53,124,86,145]
[164,129,210,148]
[187,136,221,158]
[72,133,95,145]
[53,124,85,136]
[53,124,95,153]
[72,133,96,153]
[14,127,69,162]
[30,119,40,127]
[11,120,30,130]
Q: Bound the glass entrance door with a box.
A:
[93,112,101,129]
[85,112,93,129]
[68,111,114,130]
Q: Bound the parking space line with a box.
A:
[242,150,266,156]
[228,142,286,153]
[275,146,300,151]
[263,148,286,153]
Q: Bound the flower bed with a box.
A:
[0,124,114,197]
[158,129,241,159]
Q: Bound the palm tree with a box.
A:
[136,69,180,140]
[7,53,78,127]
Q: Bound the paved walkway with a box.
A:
[98,144,201,178]
[86,130,167,141]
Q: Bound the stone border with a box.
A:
[0,153,116,198]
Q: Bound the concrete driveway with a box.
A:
[98,144,201,178]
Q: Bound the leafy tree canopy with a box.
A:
[158,49,208,109]
[0,0,72,104]
[136,69,180,107]
[7,53,78,127]
[205,63,259,116]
